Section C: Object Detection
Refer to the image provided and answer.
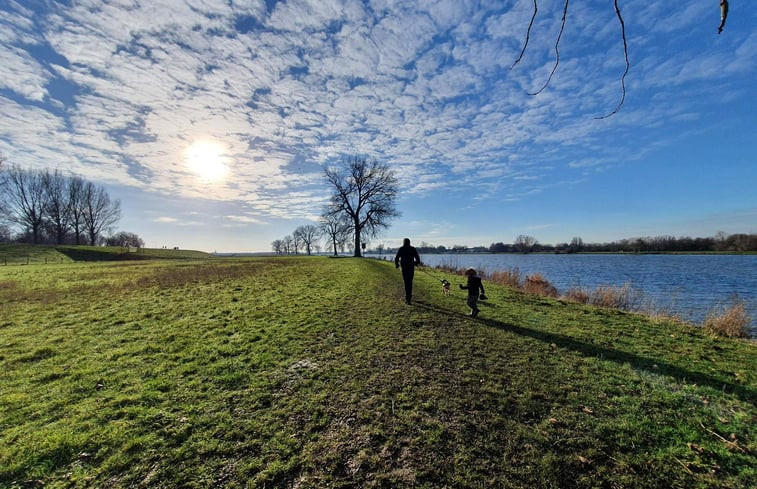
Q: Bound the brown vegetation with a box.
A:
[523,273,558,297]
[587,283,641,311]
[563,287,590,304]
[704,297,752,338]
[488,268,523,288]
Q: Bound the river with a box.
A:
[381,253,756,331]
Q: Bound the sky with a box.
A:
[1,0,755,253]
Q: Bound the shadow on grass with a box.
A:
[412,300,756,405]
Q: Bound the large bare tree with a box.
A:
[2,166,48,243]
[42,169,71,244]
[67,175,87,244]
[323,156,399,257]
[81,181,121,246]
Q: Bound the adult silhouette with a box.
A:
[394,238,421,304]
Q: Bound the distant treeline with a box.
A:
[374,233,757,255]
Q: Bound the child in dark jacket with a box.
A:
[460,267,485,317]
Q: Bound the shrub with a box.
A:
[563,287,590,304]
[704,297,752,338]
[523,273,558,297]
[489,268,522,288]
[589,282,641,311]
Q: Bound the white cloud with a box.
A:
[223,214,264,225]
[0,0,754,246]
[0,47,50,101]
[155,216,179,223]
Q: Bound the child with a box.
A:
[459,267,485,317]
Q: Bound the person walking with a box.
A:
[394,238,421,304]
[460,267,485,317]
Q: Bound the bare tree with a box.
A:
[68,175,86,245]
[569,236,584,253]
[81,181,121,246]
[0,155,7,222]
[323,156,399,257]
[106,231,144,248]
[320,213,350,257]
[514,235,538,253]
[294,224,320,255]
[41,169,72,244]
[2,166,48,244]
[0,224,11,243]
[282,235,293,255]
[0,158,10,240]
[271,239,285,255]
[292,230,301,255]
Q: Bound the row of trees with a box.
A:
[271,224,324,255]
[481,233,757,254]
[272,217,357,256]
[0,158,126,246]
[369,233,756,255]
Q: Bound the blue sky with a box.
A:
[1,0,755,252]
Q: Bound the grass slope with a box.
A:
[0,244,210,264]
[0,257,754,488]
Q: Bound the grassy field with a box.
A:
[0,244,210,265]
[0,256,754,488]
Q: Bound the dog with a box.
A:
[441,279,451,296]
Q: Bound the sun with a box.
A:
[184,140,229,182]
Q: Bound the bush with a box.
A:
[589,282,641,311]
[489,268,522,288]
[523,273,557,297]
[704,297,752,338]
[563,287,590,304]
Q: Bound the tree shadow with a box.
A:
[412,300,756,405]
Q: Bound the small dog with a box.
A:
[441,279,451,296]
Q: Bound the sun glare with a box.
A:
[184,140,229,182]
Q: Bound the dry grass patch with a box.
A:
[704,297,752,338]
[522,273,558,297]
[563,287,590,304]
[588,282,641,311]
[489,268,523,288]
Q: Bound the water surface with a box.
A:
[403,253,757,330]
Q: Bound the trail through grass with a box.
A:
[0,257,754,488]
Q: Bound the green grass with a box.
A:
[0,244,210,264]
[0,257,754,488]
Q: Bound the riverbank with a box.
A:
[415,252,757,332]
[1,257,754,487]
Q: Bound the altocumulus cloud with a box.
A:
[0,0,754,224]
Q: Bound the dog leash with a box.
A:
[416,265,448,283]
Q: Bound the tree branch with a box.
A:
[595,0,630,119]
[718,0,729,34]
[510,0,538,70]
[528,0,569,96]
